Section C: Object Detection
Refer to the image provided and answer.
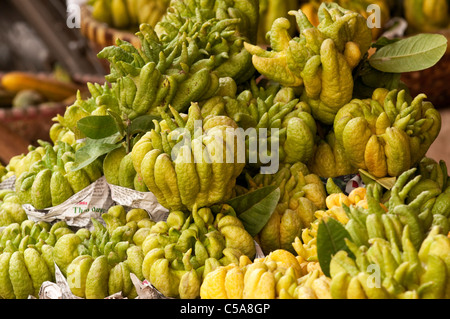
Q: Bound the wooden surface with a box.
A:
[0,124,30,166]
[0,0,107,166]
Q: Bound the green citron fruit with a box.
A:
[103,146,127,186]
[9,251,34,299]
[64,161,92,193]
[118,152,137,189]
[23,247,53,297]
[53,233,82,277]
[67,255,94,298]
[0,252,15,299]
[50,170,74,206]
[31,169,52,209]
[84,256,110,299]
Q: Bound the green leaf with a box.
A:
[226,185,280,237]
[369,33,447,73]
[317,218,353,278]
[128,115,159,136]
[77,115,119,139]
[107,110,126,137]
[358,169,396,190]
[71,133,123,171]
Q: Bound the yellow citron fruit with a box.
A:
[264,249,302,278]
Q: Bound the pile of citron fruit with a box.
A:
[0,0,449,299]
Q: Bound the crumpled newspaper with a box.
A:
[23,176,113,227]
[0,176,15,191]
[36,263,164,299]
[109,183,168,222]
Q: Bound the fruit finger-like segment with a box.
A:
[133,62,160,117]
[67,255,94,298]
[200,265,228,299]
[108,262,124,296]
[154,153,183,211]
[126,245,145,281]
[394,205,424,251]
[170,68,211,112]
[103,146,127,186]
[342,117,372,169]
[382,127,411,177]
[111,0,130,29]
[364,135,388,178]
[224,266,245,299]
[346,274,367,299]
[40,244,55,281]
[319,39,353,109]
[191,138,212,207]
[149,258,180,298]
[50,171,74,206]
[24,247,53,297]
[174,144,200,210]
[118,153,137,189]
[243,267,276,299]
[142,248,165,281]
[365,213,385,240]
[281,209,303,253]
[140,148,169,208]
[382,214,402,249]
[9,251,34,299]
[85,256,110,299]
[53,234,82,277]
[122,260,137,298]
[301,55,322,99]
[330,271,351,299]
[203,135,229,205]
[31,169,52,210]
[65,162,92,193]
[284,117,315,164]
[220,225,256,260]
[259,210,281,255]
[179,269,201,299]
[357,272,390,299]
[345,218,369,248]
[247,48,303,87]
[0,252,15,299]
[418,254,447,299]
[329,250,360,278]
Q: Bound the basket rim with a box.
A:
[80,4,141,48]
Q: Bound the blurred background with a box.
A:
[0,0,449,166]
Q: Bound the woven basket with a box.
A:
[80,4,140,70]
[400,29,450,109]
[0,73,105,145]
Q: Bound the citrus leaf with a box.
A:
[71,134,123,171]
[107,109,126,137]
[317,217,353,277]
[369,33,447,73]
[128,115,159,136]
[226,185,280,237]
[359,169,396,190]
[77,115,119,139]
